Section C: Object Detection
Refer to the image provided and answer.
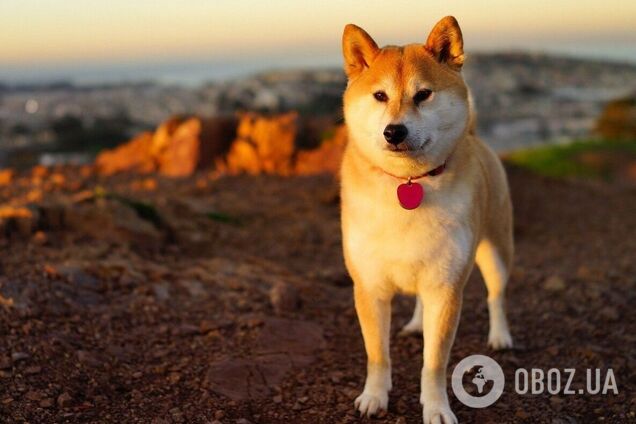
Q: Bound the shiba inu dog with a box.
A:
[340,16,514,424]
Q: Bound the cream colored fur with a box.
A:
[340,16,513,424]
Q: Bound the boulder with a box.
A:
[295,124,347,175]
[0,169,13,186]
[0,206,36,237]
[66,199,163,248]
[221,112,297,175]
[156,118,202,177]
[94,111,346,177]
[95,132,155,176]
[95,116,237,177]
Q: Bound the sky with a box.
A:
[1,0,636,82]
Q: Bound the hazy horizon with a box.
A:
[2,45,636,87]
[1,0,635,85]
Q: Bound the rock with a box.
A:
[11,352,29,363]
[575,265,604,281]
[44,264,104,306]
[254,318,325,359]
[95,132,156,175]
[396,398,409,414]
[152,282,171,301]
[221,139,262,174]
[543,275,566,291]
[208,357,271,400]
[76,350,101,368]
[0,206,36,238]
[24,366,41,375]
[269,281,300,314]
[39,398,54,408]
[207,318,325,400]
[92,112,344,178]
[95,115,237,177]
[149,117,182,157]
[551,416,578,424]
[295,125,347,175]
[179,280,207,298]
[0,357,11,369]
[550,395,564,406]
[0,169,13,186]
[31,165,48,179]
[31,231,48,245]
[57,392,73,408]
[168,372,181,384]
[156,118,202,177]
[158,116,238,176]
[66,200,163,248]
[221,112,297,175]
[546,345,560,356]
[171,324,201,336]
[208,320,323,401]
[25,390,42,401]
[0,294,13,308]
[599,306,619,321]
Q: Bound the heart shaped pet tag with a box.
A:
[397,181,424,210]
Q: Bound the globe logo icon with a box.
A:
[452,354,505,408]
[472,366,493,393]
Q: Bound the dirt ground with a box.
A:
[0,166,634,423]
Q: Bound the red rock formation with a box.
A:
[95,132,155,176]
[94,112,345,177]
[95,116,237,177]
[220,112,297,175]
[295,125,347,175]
[156,118,202,177]
[0,169,13,186]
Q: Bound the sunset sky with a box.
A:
[1,0,635,80]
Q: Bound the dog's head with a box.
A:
[342,16,470,176]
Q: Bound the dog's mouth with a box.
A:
[384,138,431,154]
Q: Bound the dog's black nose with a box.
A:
[383,124,408,145]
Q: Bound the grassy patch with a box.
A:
[504,139,636,179]
[205,211,242,226]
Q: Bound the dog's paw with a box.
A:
[354,390,388,417]
[488,328,513,350]
[398,320,422,337]
[423,403,458,424]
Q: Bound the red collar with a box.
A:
[381,161,446,182]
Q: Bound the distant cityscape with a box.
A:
[2,52,636,168]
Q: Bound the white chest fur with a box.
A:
[342,174,476,297]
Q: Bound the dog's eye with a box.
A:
[413,89,433,105]
[373,91,388,102]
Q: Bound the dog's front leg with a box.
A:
[353,283,392,417]
[420,285,461,424]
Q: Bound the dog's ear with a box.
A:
[425,16,464,71]
[342,24,379,79]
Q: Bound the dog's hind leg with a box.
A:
[476,239,513,350]
[398,295,423,336]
